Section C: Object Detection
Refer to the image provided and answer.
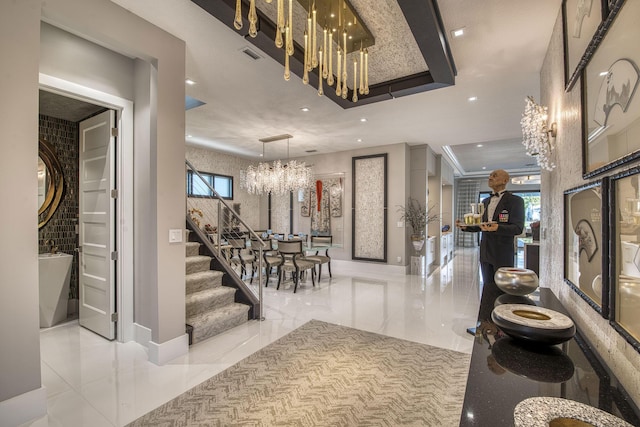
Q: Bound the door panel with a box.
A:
[79,110,116,340]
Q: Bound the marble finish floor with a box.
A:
[24,248,481,427]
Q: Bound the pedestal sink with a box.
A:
[39,252,73,328]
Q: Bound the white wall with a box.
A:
[540,10,640,405]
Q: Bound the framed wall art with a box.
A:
[352,154,387,262]
[609,167,640,353]
[562,0,608,90]
[564,179,609,317]
[582,0,640,178]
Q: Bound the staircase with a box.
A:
[185,239,251,344]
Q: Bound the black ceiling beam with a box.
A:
[396,0,456,85]
[191,0,456,108]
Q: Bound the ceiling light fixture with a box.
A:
[452,27,465,37]
[521,96,557,171]
[233,0,373,103]
[357,138,362,142]
[476,144,483,148]
[360,118,367,122]
[468,96,477,102]
[301,107,310,112]
[511,175,541,185]
[239,134,313,195]
[185,79,196,85]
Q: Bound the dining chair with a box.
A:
[305,235,332,281]
[261,238,282,287]
[228,237,255,280]
[276,239,316,293]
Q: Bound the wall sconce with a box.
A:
[521,96,557,171]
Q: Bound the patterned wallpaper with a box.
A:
[540,10,640,404]
[353,155,386,260]
[38,115,79,300]
[186,145,261,230]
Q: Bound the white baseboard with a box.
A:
[148,333,189,365]
[0,386,47,427]
[331,259,409,275]
[133,322,152,349]
[134,322,189,365]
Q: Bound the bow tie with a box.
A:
[491,192,501,197]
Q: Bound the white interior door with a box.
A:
[79,110,116,340]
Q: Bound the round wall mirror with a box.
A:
[38,138,65,228]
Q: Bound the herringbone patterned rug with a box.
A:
[127,320,470,426]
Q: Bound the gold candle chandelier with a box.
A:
[233,0,373,103]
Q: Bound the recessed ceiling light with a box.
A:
[476,144,483,148]
[452,27,465,37]
[482,166,487,170]
[468,96,477,102]
[360,118,367,122]
[599,71,609,77]
[357,138,362,142]
[185,79,196,85]
[301,107,310,112]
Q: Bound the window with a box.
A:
[187,170,233,200]
[479,190,540,229]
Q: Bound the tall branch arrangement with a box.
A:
[397,198,439,234]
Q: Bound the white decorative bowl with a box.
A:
[494,267,539,296]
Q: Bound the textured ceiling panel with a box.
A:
[39,91,106,123]
[254,0,427,86]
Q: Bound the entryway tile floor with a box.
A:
[23,248,481,427]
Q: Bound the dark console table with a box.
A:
[459,286,640,426]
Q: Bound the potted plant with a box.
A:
[397,198,439,253]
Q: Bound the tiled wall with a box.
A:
[38,115,79,300]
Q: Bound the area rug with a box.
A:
[127,320,470,426]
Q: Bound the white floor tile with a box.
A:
[31,248,481,426]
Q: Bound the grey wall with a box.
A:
[540,10,640,404]
[1,0,187,421]
[0,0,43,410]
[292,143,410,265]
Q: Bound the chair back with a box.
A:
[277,239,303,255]
[311,235,332,246]
[227,237,246,250]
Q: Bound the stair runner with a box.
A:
[185,241,250,344]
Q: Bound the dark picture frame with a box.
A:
[352,154,387,262]
[562,0,608,90]
[564,179,609,318]
[609,167,640,354]
[582,0,640,178]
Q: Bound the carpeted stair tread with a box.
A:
[187,303,250,344]
[185,241,201,257]
[186,286,237,317]
[186,255,212,275]
[186,270,224,294]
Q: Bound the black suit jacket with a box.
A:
[465,191,525,267]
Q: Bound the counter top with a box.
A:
[459,286,640,426]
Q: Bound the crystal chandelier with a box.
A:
[520,96,557,171]
[233,0,372,103]
[240,135,313,195]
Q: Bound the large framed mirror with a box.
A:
[38,138,65,228]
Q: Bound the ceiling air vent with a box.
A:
[241,47,261,60]
[305,150,318,153]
